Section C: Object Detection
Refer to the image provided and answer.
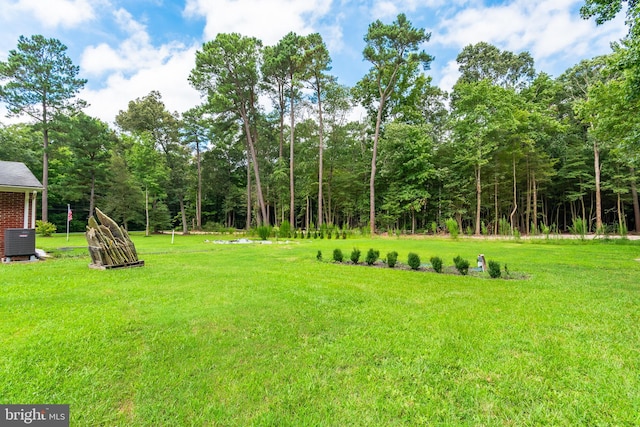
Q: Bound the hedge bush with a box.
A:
[350,248,361,264]
[279,220,291,238]
[332,248,343,262]
[36,220,57,237]
[387,251,398,268]
[407,252,421,270]
[256,225,271,240]
[365,248,379,265]
[445,218,459,239]
[430,256,443,273]
[488,260,501,278]
[453,255,469,275]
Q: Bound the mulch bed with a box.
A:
[329,260,527,280]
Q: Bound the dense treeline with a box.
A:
[1,6,639,235]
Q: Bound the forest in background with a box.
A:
[1,2,639,236]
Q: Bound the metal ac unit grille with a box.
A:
[4,228,36,257]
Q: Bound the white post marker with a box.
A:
[171,229,175,244]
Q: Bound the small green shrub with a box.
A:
[542,224,550,239]
[333,248,343,262]
[36,220,57,237]
[387,251,398,268]
[430,256,443,273]
[570,218,588,239]
[453,255,469,275]
[256,225,272,240]
[530,222,538,236]
[307,230,311,239]
[365,248,379,265]
[350,248,361,264]
[279,220,291,238]
[488,260,501,278]
[481,221,488,236]
[341,231,347,239]
[327,230,332,239]
[445,218,459,239]
[316,250,322,261]
[430,221,438,235]
[499,217,510,236]
[407,252,421,270]
[618,221,628,237]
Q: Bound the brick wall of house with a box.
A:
[0,191,29,258]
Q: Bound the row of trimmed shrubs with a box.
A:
[257,225,347,240]
[320,249,503,278]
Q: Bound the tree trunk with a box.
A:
[246,160,251,230]
[317,85,324,230]
[279,106,285,159]
[180,196,188,234]
[145,187,150,237]
[42,126,49,222]
[593,136,603,231]
[532,171,538,232]
[525,161,531,235]
[89,171,96,219]
[196,136,202,230]
[305,195,310,231]
[411,209,416,234]
[494,175,499,235]
[617,192,624,234]
[327,163,334,226]
[241,108,267,225]
[630,167,640,233]
[510,154,518,233]
[475,165,481,235]
[289,89,296,228]
[370,96,386,235]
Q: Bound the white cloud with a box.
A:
[183,0,332,45]
[369,0,469,19]
[79,10,202,123]
[81,45,202,124]
[322,23,345,54]
[371,1,400,18]
[10,0,95,28]
[81,8,186,77]
[435,0,626,67]
[436,59,460,94]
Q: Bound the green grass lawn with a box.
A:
[1,233,639,426]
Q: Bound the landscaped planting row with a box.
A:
[257,224,348,240]
[318,248,511,279]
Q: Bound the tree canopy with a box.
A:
[1,17,639,236]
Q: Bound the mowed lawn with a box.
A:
[1,233,639,426]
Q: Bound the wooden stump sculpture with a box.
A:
[85,208,144,269]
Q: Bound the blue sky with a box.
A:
[0,0,627,125]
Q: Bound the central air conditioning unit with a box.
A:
[4,228,37,260]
